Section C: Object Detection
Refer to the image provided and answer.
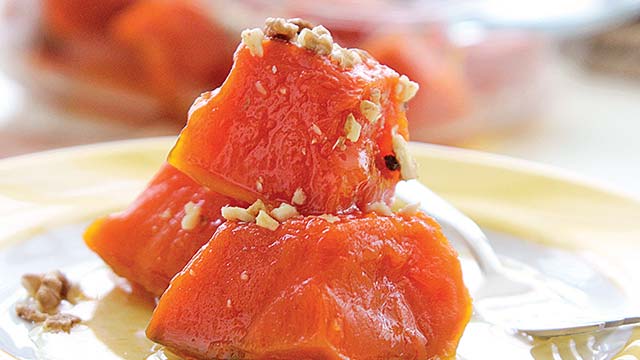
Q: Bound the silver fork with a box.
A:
[395,179,640,338]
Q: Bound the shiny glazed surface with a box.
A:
[147,212,472,359]
[84,163,244,296]
[169,39,410,214]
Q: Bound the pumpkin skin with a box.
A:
[147,212,472,359]
[168,37,413,215]
[84,163,245,296]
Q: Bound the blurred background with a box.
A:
[0,0,639,196]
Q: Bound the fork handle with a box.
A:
[395,180,504,276]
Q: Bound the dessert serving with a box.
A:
[18,17,472,359]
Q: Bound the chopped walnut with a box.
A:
[255,81,267,95]
[310,123,322,136]
[344,113,362,142]
[264,17,299,41]
[247,199,267,217]
[330,44,362,69]
[16,270,82,333]
[297,26,333,55]
[360,100,381,123]
[332,136,347,151]
[21,273,42,297]
[270,203,299,222]
[288,18,313,32]
[43,313,81,333]
[367,202,393,216]
[241,28,264,57]
[221,206,256,222]
[398,202,421,216]
[181,201,203,231]
[318,214,340,223]
[32,271,70,312]
[370,89,381,105]
[240,271,249,281]
[256,210,279,231]
[15,302,47,323]
[396,75,419,102]
[391,126,418,180]
[292,188,307,205]
[256,176,264,192]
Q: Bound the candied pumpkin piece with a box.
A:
[109,0,235,115]
[84,163,245,296]
[363,32,470,136]
[147,212,472,359]
[42,0,135,38]
[168,19,419,215]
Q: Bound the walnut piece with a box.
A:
[221,206,256,222]
[391,126,418,180]
[181,201,203,231]
[360,100,381,124]
[15,302,47,323]
[270,203,299,222]
[264,17,299,41]
[292,188,307,205]
[256,210,279,231]
[43,313,81,333]
[241,28,265,57]
[344,113,362,142]
[367,202,393,216]
[16,270,82,333]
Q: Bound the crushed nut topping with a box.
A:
[392,126,418,180]
[398,202,421,216]
[241,28,264,57]
[318,214,340,223]
[396,75,419,102]
[367,202,393,216]
[310,123,322,136]
[371,89,381,105]
[240,271,249,281]
[181,201,203,231]
[23,271,71,312]
[279,87,287,95]
[301,147,307,155]
[226,299,232,308]
[344,113,362,142]
[247,199,267,217]
[272,65,277,74]
[360,100,381,123]
[43,313,81,333]
[332,136,346,151]
[270,203,299,222]
[264,17,299,41]
[288,18,313,32]
[297,26,333,55]
[221,206,256,223]
[159,208,172,219]
[330,44,362,69]
[256,210,279,231]
[16,270,82,333]
[255,81,267,95]
[15,302,47,323]
[256,176,264,192]
[292,188,307,205]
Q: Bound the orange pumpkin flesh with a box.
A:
[168,38,410,215]
[109,0,235,115]
[147,212,471,359]
[84,163,245,296]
